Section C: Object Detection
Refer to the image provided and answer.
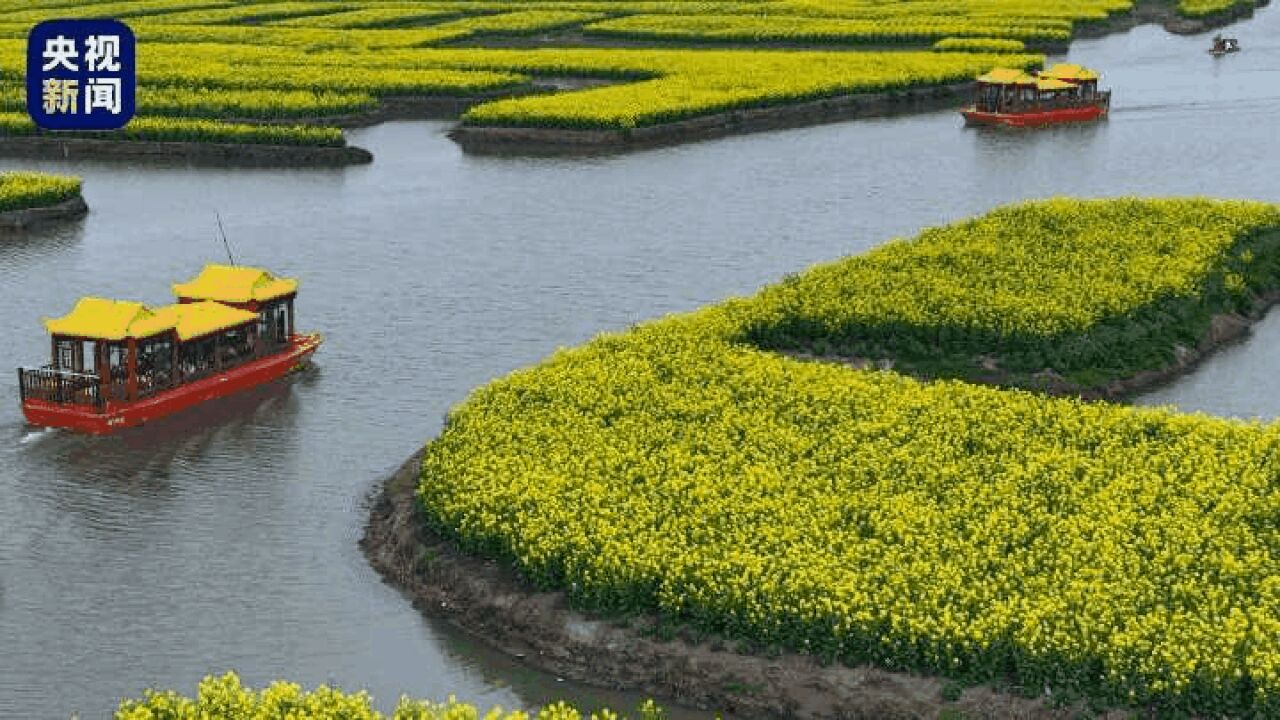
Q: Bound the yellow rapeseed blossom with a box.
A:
[0,170,80,212]
[0,0,1255,138]
[115,673,661,720]
[743,197,1280,386]
[420,199,1280,715]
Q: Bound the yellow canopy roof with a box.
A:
[43,298,257,342]
[151,301,258,341]
[976,67,1036,85]
[1036,78,1075,91]
[172,264,298,304]
[1040,63,1099,81]
[44,297,176,340]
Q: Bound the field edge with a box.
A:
[362,449,1110,720]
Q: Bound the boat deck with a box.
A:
[21,333,321,434]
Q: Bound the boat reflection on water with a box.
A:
[19,366,315,476]
[114,366,316,451]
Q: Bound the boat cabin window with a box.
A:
[218,326,255,367]
[138,336,174,397]
[976,85,1001,112]
[181,336,218,381]
[106,343,128,401]
[54,338,93,372]
[257,300,290,348]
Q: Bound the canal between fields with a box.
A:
[2,10,1278,718]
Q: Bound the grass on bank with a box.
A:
[0,169,79,212]
[417,198,1280,717]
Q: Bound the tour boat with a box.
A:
[1209,36,1240,56]
[961,64,1111,127]
[18,265,321,434]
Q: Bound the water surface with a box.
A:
[2,11,1278,718]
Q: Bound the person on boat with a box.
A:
[1212,34,1227,53]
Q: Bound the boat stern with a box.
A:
[21,398,118,435]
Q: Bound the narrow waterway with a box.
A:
[1,10,1277,719]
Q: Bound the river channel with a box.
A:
[2,10,1278,719]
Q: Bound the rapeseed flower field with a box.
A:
[114,672,666,720]
[419,199,1280,715]
[0,0,1257,144]
[0,169,80,211]
[745,198,1280,389]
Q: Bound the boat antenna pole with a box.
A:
[216,212,236,266]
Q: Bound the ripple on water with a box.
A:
[2,9,1280,718]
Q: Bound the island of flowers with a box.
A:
[416,198,1280,716]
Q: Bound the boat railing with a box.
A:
[984,92,1111,115]
[18,366,103,409]
[19,335,301,410]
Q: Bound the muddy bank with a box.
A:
[0,136,371,167]
[0,194,87,231]
[450,82,974,155]
[787,289,1280,403]
[363,451,1112,720]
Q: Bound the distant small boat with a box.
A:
[961,64,1111,128]
[18,264,321,434]
[1209,35,1240,56]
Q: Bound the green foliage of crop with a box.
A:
[420,10,611,37]
[747,196,1280,386]
[124,22,473,49]
[2,36,1024,133]
[0,1,236,22]
[138,2,357,26]
[115,672,668,720]
[274,7,464,29]
[741,198,1280,388]
[1178,0,1252,17]
[0,82,376,119]
[1177,0,1227,16]
[0,170,79,212]
[583,13,1073,44]
[136,86,378,119]
[138,61,529,96]
[0,111,344,146]
[761,0,1132,21]
[459,49,1040,129]
[418,199,1280,717]
[933,37,1026,53]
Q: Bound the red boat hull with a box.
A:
[22,333,322,435]
[962,104,1107,127]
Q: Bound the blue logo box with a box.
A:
[27,19,136,131]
